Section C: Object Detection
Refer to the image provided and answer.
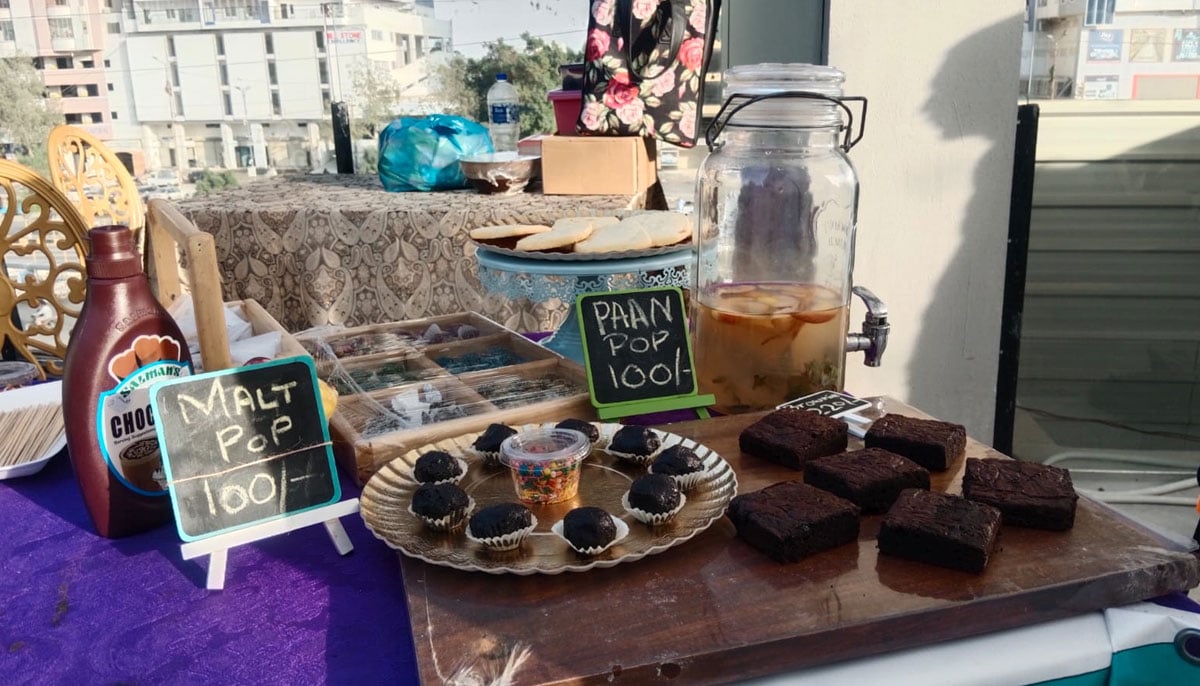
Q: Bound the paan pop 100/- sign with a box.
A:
[577,287,713,419]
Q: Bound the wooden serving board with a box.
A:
[396,402,1199,685]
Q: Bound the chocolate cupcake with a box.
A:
[649,444,707,491]
[606,425,663,465]
[466,502,537,551]
[555,418,601,445]
[412,450,466,484]
[408,482,473,531]
[472,423,517,467]
[622,473,686,525]
[552,506,629,555]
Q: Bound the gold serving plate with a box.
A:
[360,423,738,575]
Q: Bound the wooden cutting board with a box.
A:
[395,401,1199,684]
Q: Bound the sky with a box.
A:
[433,0,588,58]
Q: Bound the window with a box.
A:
[264,33,274,54]
[107,22,121,34]
[267,61,277,85]
[0,0,10,9]
[81,59,94,68]
[104,59,110,67]
[216,34,225,56]
[219,63,229,85]
[318,58,328,85]
[49,18,74,40]
[107,83,114,91]
[0,21,13,43]
[170,64,180,86]
[105,0,112,8]
[53,0,68,5]
[271,91,281,116]
[166,8,177,18]
[371,30,383,41]
[167,36,176,57]
[65,113,82,124]
[110,111,118,120]
[321,91,331,114]
[55,56,73,69]
[173,92,184,116]
[179,8,196,22]
[85,84,98,96]
[225,6,236,17]
[315,30,325,51]
[223,92,233,116]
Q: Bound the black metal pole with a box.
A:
[993,103,1039,455]
[332,101,354,174]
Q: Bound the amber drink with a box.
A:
[694,282,848,413]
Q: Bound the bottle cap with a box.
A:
[496,73,508,81]
[86,225,143,279]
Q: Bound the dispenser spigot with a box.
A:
[846,286,889,367]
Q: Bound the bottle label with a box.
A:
[97,334,191,497]
[490,103,519,125]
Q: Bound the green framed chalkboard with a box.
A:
[577,287,714,419]
[151,356,341,542]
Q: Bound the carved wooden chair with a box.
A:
[47,125,145,244]
[0,160,91,378]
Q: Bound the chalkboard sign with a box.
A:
[151,356,340,542]
[577,287,714,419]
[778,390,872,418]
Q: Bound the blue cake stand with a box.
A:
[474,247,693,364]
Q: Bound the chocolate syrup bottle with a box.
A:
[63,226,194,538]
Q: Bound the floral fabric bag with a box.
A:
[577,0,722,148]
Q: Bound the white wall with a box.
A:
[832,0,1024,442]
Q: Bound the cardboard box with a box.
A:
[541,135,658,196]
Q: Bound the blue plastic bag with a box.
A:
[377,115,493,192]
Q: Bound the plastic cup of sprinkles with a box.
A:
[500,428,591,505]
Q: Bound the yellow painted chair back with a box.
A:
[0,160,90,378]
[47,125,145,242]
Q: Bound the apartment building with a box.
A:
[1023,0,1200,99]
[2,0,449,173]
[1,0,117,140]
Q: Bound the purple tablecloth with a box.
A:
[1,452,418,685]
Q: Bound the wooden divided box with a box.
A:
[300,313,595,484]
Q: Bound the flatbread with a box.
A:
[550,216,620,234]
[616,212,692,247]
[469,224,552,240]
[574,223,654,254]
[516,222,596,251]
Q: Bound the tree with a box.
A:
[0,57,60,174]
[348,63,404,140]
[434,33,583,138]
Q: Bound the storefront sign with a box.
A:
[577,287,714,419]
[326,29,364,45]
[151,357,339,541]
[1173,29,1200,62]
[1087,30,1123,62]
[1082,75,1119,100]
[778,390,871,418]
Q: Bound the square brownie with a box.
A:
[864,414,966,472]
[804,448,931,513]
[726,480,860,563]
[739,409,849,470]
[878,489,1001,573]
[962,458,1078,531]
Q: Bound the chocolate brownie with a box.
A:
[562,507,618,550]
[962,458,1078,531]
[726,481,860,563]
[804,448,931,513]
[864,414,966,472]
[412,450,463,483]
[739,409,849,470]
[627,474,681,514]
[877,489,1001,573]
[555,418,600,443]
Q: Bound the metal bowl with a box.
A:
[459,153,541,195]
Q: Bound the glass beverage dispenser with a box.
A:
[692,64,889,413]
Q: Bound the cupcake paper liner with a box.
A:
[621,492,687,526]
[466,446,504,468]
[603,444,663,467]
[407,495,475,532]
[466,514,539,552]
[551,515,630,556]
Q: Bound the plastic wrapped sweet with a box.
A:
[378,115,493,192]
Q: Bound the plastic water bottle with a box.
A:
[486,73,520,153]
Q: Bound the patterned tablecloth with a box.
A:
[177,175,656,333]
